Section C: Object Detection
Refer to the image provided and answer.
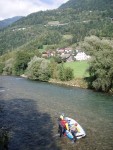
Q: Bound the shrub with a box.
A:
[0,62,5,74]
[58,64,74,81]
[49,60,59,79]
[64,67,74,81]
[13,51,30,75]
[3,58,14,75]
[82,36,113,92]
[26,56,51,81]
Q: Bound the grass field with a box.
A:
[64,61,89,78]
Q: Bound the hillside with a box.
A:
[0,16,23,29]
[0,0,113,55]
[60,0,113,13]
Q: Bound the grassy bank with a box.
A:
[64,61,89,78]
[49,61,89,88]
[21,60,89,89]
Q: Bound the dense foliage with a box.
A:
[26,56,51,81]
[59,64,74,81]
[0,0,113,55]
[0,62,4,73]
[0,0,113,92]
[0,16,22,29]
[60,0,113,13]
[13,51,31,75]
[82,36,113,92]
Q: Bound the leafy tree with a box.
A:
[26,56,41,79]
[82,36,113,92]
[53,56,62,64]
[58,64,65,81]
[26,56,50,81]
[43,31,62,45]
[49,59,59,79]
[13,51,30,75]
[38,59,51,81]
[58,64,74,81]
[64,67,74,81]
[3,58,14,75]
[0,62,4,74]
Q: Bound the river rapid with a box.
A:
[0,76,113,150]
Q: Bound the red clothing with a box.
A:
[60,119,69,130]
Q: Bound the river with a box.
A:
[0,76,113,150]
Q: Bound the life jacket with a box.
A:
[60,120,69,130]
[76,126,80,133]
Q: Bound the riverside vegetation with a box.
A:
[0,0,113,93]
[0,36,113,93]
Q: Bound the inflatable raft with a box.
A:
[64,117,86,140]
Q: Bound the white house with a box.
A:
[75,52,90,61]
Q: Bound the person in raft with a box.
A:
[58,115,69,137]
[69,123,79,142]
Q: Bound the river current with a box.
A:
[0,76,113,150]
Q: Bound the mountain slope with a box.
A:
[0,16,23,29]
[0,0,113,55]
[60,0,113,13]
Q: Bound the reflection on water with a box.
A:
[0,76,113,150]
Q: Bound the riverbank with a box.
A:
[21,74,88,89]
[20,74,113,93]
[49,78,88,89]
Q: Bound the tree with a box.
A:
[3,58,14,75]
[26,56,51,81]
[64,67,74,81]
[0,62,4,74]
[49,59,59,79]
[82,36,113,92]
[59,64,65,81]
[13,51,30,75]
[58,64,74,81]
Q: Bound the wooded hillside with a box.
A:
[0,0,113,55]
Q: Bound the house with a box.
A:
[42,52,48,58]
[61,54,73,62]
[56,48,65,54]
[42,51,55,58]
[75,52,90,61]
[64,47,73,53]
[48,21,60,26]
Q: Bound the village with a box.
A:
[42,47,91,62]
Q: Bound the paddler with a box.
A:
[58,115,69,137]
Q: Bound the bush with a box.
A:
[3,58,14,75]
[58,64,74,81]
[13,51,30,75]
[64,67,74,81]
[26,56,51,81]
[58,64,65,81]
[0,62,5,74]
[82,36,113,92]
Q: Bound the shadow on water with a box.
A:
[0,98,61,150]
[1,76,113,150]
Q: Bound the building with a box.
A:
[75,52,90,61]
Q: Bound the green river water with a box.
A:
[0,76,113,150]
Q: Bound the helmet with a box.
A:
[59,115,63,120]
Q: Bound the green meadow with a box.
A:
[64,61,89,78]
